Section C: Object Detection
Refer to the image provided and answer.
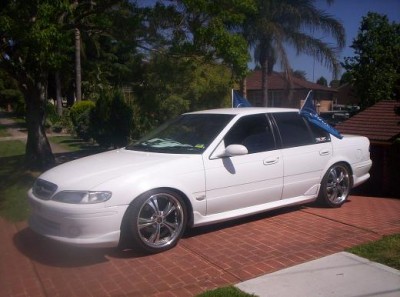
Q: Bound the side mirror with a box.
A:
[219,144,248,157]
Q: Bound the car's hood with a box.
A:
[39,149,199,190]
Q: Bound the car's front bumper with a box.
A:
[28,189,128,248]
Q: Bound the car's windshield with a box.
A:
[126,114,234,154]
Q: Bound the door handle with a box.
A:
[263,157,279,165]
[319,149,330,156]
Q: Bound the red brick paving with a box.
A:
[1,196,399,297]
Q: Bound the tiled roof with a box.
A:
[246,71,335,92]
[336,100,400,142]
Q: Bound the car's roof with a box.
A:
[185,107,299,116]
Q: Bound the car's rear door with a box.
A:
[203,114,283,215]
[272,112,332,199]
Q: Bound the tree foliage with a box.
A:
[131,54,233,136]
[343,12,400,109]
[69,100,96,140]
[292,70,307,81]
[0,0,348,169]
[142,0,255,79]
[0,0,142,168]
[243,0,345,106]
[317,76,328,86]
[0,0,74,169]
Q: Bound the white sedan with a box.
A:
[28,108,372,253]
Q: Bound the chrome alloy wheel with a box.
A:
[326,165,350,205]
[137,193,184,249]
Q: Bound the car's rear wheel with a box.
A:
[318,163,351,208]
[127,189,187,254]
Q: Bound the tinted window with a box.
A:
[273,112,313,148]
[308,123,331,143]
[224,114,275,153]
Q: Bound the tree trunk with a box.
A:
[55,71,63,116]
[24,81,55,170]
[75,27,82,102]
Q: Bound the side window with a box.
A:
[308,123,331,143]
[273,112,314,148]
[224,114,275,153]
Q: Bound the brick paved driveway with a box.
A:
[1,195,399,297]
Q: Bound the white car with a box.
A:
[28,108,372,253]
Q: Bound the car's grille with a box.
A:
[33,179,58,200]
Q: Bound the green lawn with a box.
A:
[0,136,101,221]
[0,140,37,221]
[197,286,255,297]
[0,124,10,137]
[347,234,400,270]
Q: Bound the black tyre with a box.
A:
[318,163,351,208]
[126,189,187,254]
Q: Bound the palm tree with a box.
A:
[244,0,345,106]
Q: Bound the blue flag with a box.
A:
[232,91,252,108]
[300,91,343,139]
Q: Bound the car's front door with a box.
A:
[203,114,283,215]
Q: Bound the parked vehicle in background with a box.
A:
[320,105,361,126]
[28,108,372,253]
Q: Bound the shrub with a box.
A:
[91,90,133,148]
[45,101,60,130]
[70,101,95,141]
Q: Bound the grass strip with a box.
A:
[0,140,38,221]
[197,286,256,297]
[347,234,400,270]
[0,124,10,137]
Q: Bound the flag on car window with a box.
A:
[300,90,343,139]
[232,90,252,108]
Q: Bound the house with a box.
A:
[245,71,337,111]
[336,100,400,198]
[336,83,360,106]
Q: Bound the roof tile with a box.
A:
[336,100,400,142]
[246,71,334,92]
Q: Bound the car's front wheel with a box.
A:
[126,189,187,254]
[318,163,351,208]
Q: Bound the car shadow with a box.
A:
[302,198,353,209]
[183,205,303,238]
[13,228,115,267]
[13,205,306,267]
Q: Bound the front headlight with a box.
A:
[52,191,112,204]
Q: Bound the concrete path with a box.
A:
[237,252,400,297]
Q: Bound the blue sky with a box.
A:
[272,0,400,83]
[138,0,399,83]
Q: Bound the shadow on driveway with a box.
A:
[13,204,304,268]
